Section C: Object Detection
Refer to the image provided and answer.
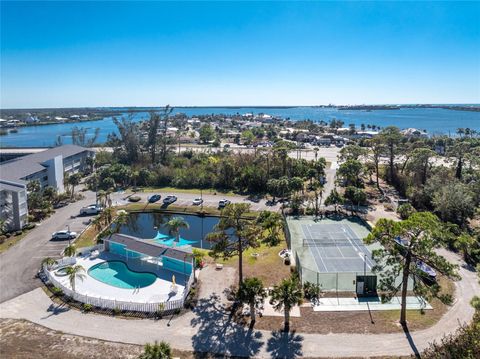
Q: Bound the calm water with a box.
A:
[1,107,479,147]
[117,212,223,250]
[88,260,157,289]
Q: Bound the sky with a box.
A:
[1,1,479,108]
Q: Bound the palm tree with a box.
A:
[166,216,189,244]
[270,276,303,332]
[256,211,283,246]
[111,210,128,235]
[64,244,76,257]
[139,341,172,359]
[41,257,56,269]
[68,173,82,199]
[65,265,85,292]
[237,277,267,324]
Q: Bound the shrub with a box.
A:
[51,287,63,297]
[82,303,93,312]
[112,307,121,316]
[139,341,172,359]
[303,281,322,304]
[397,203,416,220]
[14,230,23,236]
[22,223,36,230]
[128,195,141,202]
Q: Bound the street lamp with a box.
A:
[66,225,71,246]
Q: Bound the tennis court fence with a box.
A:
[295,251,374,292]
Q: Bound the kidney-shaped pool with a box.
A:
[88,261,157,289]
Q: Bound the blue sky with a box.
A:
[1,1,479,108]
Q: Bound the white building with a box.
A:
[0,145,95,231]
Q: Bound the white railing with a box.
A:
[43,265,193,313]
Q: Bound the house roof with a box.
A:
[108,233,193,262]
[0,144,93,183]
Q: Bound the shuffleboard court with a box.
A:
[301,223,375,273]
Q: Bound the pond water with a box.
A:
[117,212,224,249]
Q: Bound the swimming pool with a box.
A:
[88,261,157,289]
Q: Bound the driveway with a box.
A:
[0,250,477,358]
[0,190,97,303]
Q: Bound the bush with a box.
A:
[397,203,416,220]
[112,307,121,315]
[14,230,23,236]
[303,281,322,303]
[82,303,93,312]
[128,195,141,202]
[420,312,480,358]
[22,223,36,230]
[140,341,172,359]
[51,287,63,297]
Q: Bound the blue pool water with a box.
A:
[88,261,157,289]
[117,212,226,249]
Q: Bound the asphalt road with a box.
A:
[0,191,97,303]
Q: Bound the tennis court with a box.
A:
[301,222,376,273]
[286,216,380,291]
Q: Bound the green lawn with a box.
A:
[0,231,30,254]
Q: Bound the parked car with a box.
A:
[163,195,177,204]
[53,201,68,209]
[148,194,162,203]
[51,230,77,240]
[218,199,231,208]
[80,204,103,215]
[192,198,203,205]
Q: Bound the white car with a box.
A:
[192,198,203,205]
[52,230,77,240]
[80,204,103,215]
[218,199,231,208]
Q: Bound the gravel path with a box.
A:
[0,249,477,358]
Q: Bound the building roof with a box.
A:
[108,233,193,262]
[0,144,93,183]
[0,179,26,192]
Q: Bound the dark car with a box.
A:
[148,194,161,203]
[163,195,177,205]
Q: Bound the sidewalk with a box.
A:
[312,296,432,312]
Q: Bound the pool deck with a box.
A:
[50,252,185,303]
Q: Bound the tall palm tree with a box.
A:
[65,265,85,292]
[237,277,267,324]
[64,244,76,257]
[270,276,303,332]
[68,173,82,199]
[166,216,189,244]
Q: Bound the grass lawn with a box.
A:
[0,229,32,254]
[212,231,291,287]
[73,225,99,249]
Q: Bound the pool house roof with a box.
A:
[107,233,193,262]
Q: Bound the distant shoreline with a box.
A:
[1,104,479,112]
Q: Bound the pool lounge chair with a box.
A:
[90,250,100,259]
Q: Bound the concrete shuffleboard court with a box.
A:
[301,222,376,273]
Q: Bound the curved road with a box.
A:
[0,249,478,358]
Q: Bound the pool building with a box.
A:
[44,233,195,313]
[105,233,194,277]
